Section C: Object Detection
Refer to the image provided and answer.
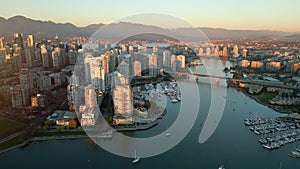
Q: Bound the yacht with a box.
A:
[170,96,178,103]
[132,150,140,164]
[171,98,178,103]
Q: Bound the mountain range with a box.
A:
[0,15,299,41]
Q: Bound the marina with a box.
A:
[160,81,181,104]
[244,116,300,157]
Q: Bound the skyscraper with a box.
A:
[108,50,116,73]
[14,33,24,49]
[68,50,78,65]
[177,55,185,68]
[0,37,4,49]
[149,53,158,76]
[157,52,163,69]
[170,54,177,72]
[222,47,228,57]
[233,45,239,57]
[214,46,220,56]
[10,85,29,108]
[133,61,141,76]
[83,54,92,83]
[19,68,30,90]
[242,49,248,57]
[102,54,109,75]
[89,57,101,83]
[163,50,171,68]
[24,48,33,68]
[113,85,133,116]
[206,47,211,56]
[129,46,134,53]
[27,34,34,48]
[88,57,105,92]
[117,61,130,77]
[198,48,204,56]
[41,45,50,68]
[149,53,158,67]
[93,65,105,92]
[51,47,62,68]
[84,84,97,108]
[112,73,133,116]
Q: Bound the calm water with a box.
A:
[1,59,299,169]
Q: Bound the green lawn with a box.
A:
[0,120,25,139]
[258,92,277,103]
[0,136,22,151]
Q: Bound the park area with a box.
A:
[0,119,25,139]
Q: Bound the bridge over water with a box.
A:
[187,67,230,80]
[186,68,300,90]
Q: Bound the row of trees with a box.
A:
[41,119,78,130]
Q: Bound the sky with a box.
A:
[1,0,300,32]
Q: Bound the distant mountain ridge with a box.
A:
[0,15,298,40]
[0,15,102,37]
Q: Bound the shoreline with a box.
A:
[0,141,27,155]
[2,83,295,155]
[115,119,158,132]
[237,87,293,115]
[0,134,113,155]
[0,119,160,154]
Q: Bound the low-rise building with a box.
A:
[248,85,263,94]
[80,107,96,126]
[251,61,264,69]
[46,110,76,127]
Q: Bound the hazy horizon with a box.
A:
[1,0,300,32]
[1,15,300,34]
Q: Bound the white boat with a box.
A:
[171,98,178,103]
[165,126,171,136]
[254,130,260,135]
[132,150,140,164]
[262,144,271,149]
[218,165,225,169]
[176,94,181,101]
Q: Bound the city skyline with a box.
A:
[1,1,300,168]
[1,0,300,32]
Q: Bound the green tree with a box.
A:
[43,121,51,130]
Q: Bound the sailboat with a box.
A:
[132,150,140,164]
[165,126,171,136]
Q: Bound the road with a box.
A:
[188,70,300,90]
[0,131,23,144]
